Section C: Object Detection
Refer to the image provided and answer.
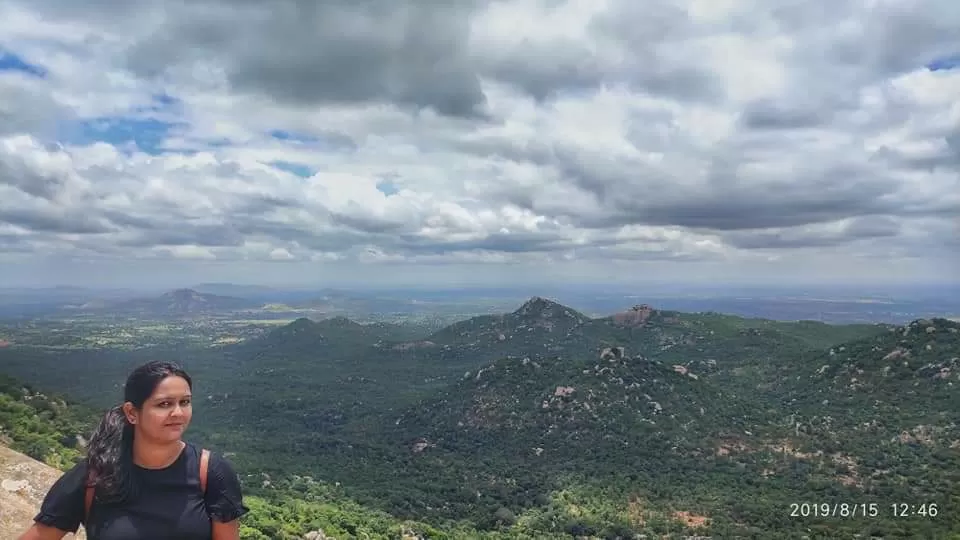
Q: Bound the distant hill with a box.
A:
[292,290,427,315]
[124,288,257,313]
[190,283,282,297]
[247,316,430,354]
[426,296,588,345]
[0,287,143,318]
[63,288,260,317]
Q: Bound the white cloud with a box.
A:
[0,0,957,288]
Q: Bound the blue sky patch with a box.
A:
[270,160,315,178]
[153,93,179,107]
[133,93,182,115]
[0,50,47,78]
[376,179,400,196]
[928,53,960,71]
[268,129,357,152]
[67,117,184,154]
[269,129,319,143]
[148,93,180,111]
[203,137,234,148]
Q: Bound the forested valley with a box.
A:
[2,298,959,538]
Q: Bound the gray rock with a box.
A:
[0,443,86,539]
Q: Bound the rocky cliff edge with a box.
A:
[0,444,85,539]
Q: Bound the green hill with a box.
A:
[1,300,958,538]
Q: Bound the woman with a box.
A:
[17,360,248,540]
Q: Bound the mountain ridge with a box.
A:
[60,287,260,317]
[2,298,958,537]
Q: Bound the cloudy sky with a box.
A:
[0,0,958,289]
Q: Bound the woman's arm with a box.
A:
[27,461,86,538]
[16,523,69,540]
[204,451,249,540]
[211,519,240,540]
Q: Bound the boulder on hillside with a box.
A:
[600,346,626,362]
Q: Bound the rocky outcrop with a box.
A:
[0,444,86,539]
[600,346,626,362]
[611,304,655,327]
[391,340,436,351]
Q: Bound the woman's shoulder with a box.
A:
[34,458,89,533]
[184,441,238,477]
[191,444,249,521]
[38,458,88,509]
[59,458,90,487]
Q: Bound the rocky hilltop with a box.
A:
[0,443,86,539]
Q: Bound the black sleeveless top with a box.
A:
[34,442,248,540]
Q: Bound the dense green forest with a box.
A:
[0,373,92,469]
[2,300,959,538]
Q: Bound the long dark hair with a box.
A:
[86,360,192,503]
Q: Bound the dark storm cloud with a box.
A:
[604,177,898,231]
[481,42,608,103]
[740,99,834,130]
[393,230,617,256]
[328,211,415,235]
[488,53,721,104]
[0,150,70,201]
[874,127,960,173]
[268,129,358,152]
[99,211,166,231]
[723,216,902,250]
[948,131,960,157]
[216,215,372,253]
[97,191,336,249]
[770,0,960,114]
[292,229,379,253]
[0,233,32,252]
[815,2,958,79]
[0,207,115,234]
[21,0,727,113]
[99,188,301,238]
[113,225,246,248]
[569,244,717,262]
[456,135,909,232]
[17,0,150,23]
[229,192,301,216]
[119,0,489,118]
[0,82,66,140]
[479,0,722,103]
[843,215,902,238]
[591,1,722,103]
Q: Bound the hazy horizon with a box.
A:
[2,278,959,300]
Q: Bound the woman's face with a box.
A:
[127,375,193,444]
